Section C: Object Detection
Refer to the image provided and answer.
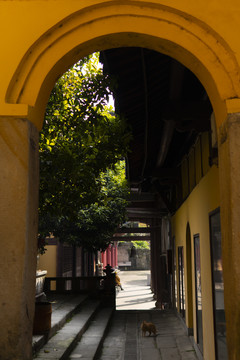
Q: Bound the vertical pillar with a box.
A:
[102,250,107,267]
[115,242,118,268]
[154,219,165,309]
[103,250,107,267]
[72,246,76,278]
[150,220,156,295]
[101,251,104,267]
[81,247,85,276]
[0,118,39,360]
[111,244,115,267]
[218,113,240,359]
[107,245,112,265]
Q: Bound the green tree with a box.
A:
[39,53,131,251]
[55,161,129,252]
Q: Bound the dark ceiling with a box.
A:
[100,47,212,220]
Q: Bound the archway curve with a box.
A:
[6,1,240,129]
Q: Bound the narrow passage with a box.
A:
[98,270,198,360]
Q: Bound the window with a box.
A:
[209,209,228,359]
[178,246,185,318]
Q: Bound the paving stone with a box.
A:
[179,344,195,352]
[176,335,193,346]
[139,337,156,348]
[156,335,177,348]
[34,273,200,360]
[99,357,122,360]
[99,307,199,360]
[68,307,113,359]
[160,347,181,359]
[124,355,138,360]
[101,337,125,348]
[180,350,198,359]
[140,347,161,360]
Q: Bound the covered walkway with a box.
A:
[98,271,199,360]
[98,310,198,360]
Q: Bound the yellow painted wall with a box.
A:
[1,1,240,358]
[2,0,240,129]
[172,165,220,359]
[38,245,57,277]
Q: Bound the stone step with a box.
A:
[34,298,101,359]
[32,294,88,355]
[67,307,114,360]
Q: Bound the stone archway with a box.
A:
[1,2,240,359]
[5,2,240,128]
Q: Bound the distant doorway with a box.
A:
[178,246,185,318]
[116,270,155,310]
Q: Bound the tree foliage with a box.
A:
[131,241,150,250]
[54,162,129,251]
[39,53,131,251]
[119,240,150,250]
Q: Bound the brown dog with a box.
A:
[141,320,157,337]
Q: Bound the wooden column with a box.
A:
[114,242,118,268]
[154,219,165,309]
[111,244,115,267]
[150,219,157,296]
[107,245,112,265]
[101,250,107,267]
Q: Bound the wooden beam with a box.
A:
[115,227,151,234]
[113,235,151,241]
[162,100,212,132]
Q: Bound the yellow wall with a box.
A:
[1,1,240,358]
[38,245,57,277]
[172,165,220,359]
[2,0,240,129]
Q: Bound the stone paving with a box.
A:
[98,270,198,360]
[33,271,199,360]
[116,270,155,310]
[98,310,198,360]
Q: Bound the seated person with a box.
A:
[115,271,124,290]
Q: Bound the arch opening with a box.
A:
[2,3,240,359]
[37,42,216,311]
[6,2,239,131]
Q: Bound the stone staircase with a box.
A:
[32,294,114,360]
